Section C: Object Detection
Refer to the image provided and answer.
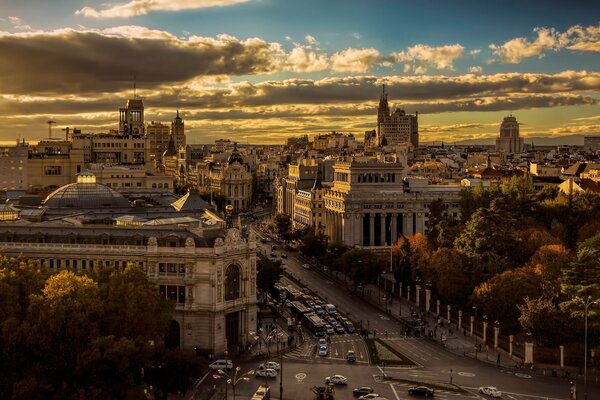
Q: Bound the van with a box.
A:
[325,304,337,314]
[209,359,233,371]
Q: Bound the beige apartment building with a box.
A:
[0,140,28,190]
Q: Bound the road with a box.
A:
[247,226,590,400]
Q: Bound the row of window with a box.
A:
[357,173,397,183]
[158,263,186,275]
[39,258,145,270]
[44,166,62,176]
[159,285,186,303]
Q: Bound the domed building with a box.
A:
[197,143,253,211]
[43,173,130,209]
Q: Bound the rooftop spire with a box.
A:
[133,75,137,99]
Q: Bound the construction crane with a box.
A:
[47,120,56,139]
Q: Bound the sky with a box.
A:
[0,0,599,145]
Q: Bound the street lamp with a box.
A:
[213,366,255,400]
[574,295,600,400]
[249,328,283,389]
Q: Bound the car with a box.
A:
[325,375,347,385]
[328,317,337,325]
[318,345,328,356]
[285,300,292,308]
[479,386,502,398]
[344,321,356,333]
[256,368,277,378]
[302,263,310,270]
[359,394,381,400]
[407,386,434,397]
[334,323,346,334]
[353,387,374,396]
[347,350,356,362]
[259,361,281,371]
[314,305,325,315]
[260,238,268,243]
[209,359,233,371]
[281,253,287,258]
[270,252,277,257]
[325,324,335,334]
[318,338,327,346]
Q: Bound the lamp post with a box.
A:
[574,295,600,400]
[250,328,283,389]
[277,336,285,400]
[213,366,255,400]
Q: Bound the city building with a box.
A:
[377,86,419,148]
[0,220,258,354]
[584,136,600,152]
[495,115,524,155]
[146,121,171,163]
[119,98,145,136]
[0,140,29,190]
[292,176,324,232]
[322,158,461,248]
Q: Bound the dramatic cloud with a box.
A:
[469,66,483,74]
[7,16,32,31]
[393,44,464,73]
[330,48,381,73]
[285,44,329,72]
[489,23,600,63]
[76,0,251,19]
[0,27,285,94]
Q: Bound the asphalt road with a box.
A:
[248,227,593,400]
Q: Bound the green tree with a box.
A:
[454,205,519,274]
[299,228,327,261]
[339,248,385,289]
[271,213,292,238]
[392,235,412,285]
[428,248,472,305]
[256,254,283,297]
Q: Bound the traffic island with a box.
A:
[365,338,416,366]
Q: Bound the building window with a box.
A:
[160,285,186,303]
[224,264,241,301]
[44,166,62,176]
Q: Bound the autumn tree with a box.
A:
[428,248,472,305]
[518,297,574,347]
[471,266,541,332]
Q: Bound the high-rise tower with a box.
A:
[495,115,524,154]
[376,85,418,148]
[171,110,186,149]
[119,98,145,136]
[377,84,390,142]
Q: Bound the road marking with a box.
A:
[457,371,475,377]
[390,382,401,400]
[514,373,532,379]
[295,372,306,381]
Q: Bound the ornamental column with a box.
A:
[369,213,375,247]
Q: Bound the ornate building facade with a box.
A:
[377,86,419,148]
[0,222,257,354]
[495,115,524,155]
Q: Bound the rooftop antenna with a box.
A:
[47,120,56,139]
[133,75,137,99]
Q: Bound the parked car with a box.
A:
[209,359,233,371]
[259,361,280,371]
[281,253,287,258]
[479,386,502,398]
[346,350,356,362]
[325,375,347,385]
[408,386,434,397]
[318,338,327,347]
[353,387,373,396]
[256,368,277,378]
[302,263,310,270]
[318,345,328,357]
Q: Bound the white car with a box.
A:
[325,324,335,334]
[256,368,278,378]
[479,386,502,398]
[359,395,381,400]
[259,361,280,371]
[318,345,328,356]
[302,263,310,270]
[325,375,347,385]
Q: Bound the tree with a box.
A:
[518,297,574,347]
[256,254,283,298]
[514,226,562,264]
[299,228,327,261]
[528,244,571,299]
[339,248,385,289]
[454,205,519,275]
[471,266,541,332]
[428,248,472,305]
[392,235,412,285]
[271,213,292,238]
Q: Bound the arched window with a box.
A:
[224,264,241,301]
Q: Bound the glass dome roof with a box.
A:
[43,174,130,209]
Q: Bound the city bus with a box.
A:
[303,313,326,337]
[290,300,312,320]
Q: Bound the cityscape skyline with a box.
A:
[0,1,599,144]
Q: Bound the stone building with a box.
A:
[377,86,418,148]
[495,115,524,155]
